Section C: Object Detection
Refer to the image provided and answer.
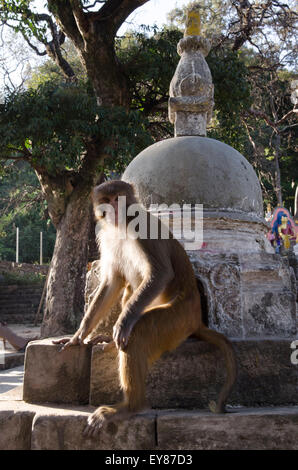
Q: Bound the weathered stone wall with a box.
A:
[0,261,48,277]
[0,262,47,324]
[189,251,297,338]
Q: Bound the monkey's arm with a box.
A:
[113,266,174,350]
[53,275,124,351]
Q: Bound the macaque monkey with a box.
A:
[54,180,237,437]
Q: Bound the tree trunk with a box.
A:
[274,133,283,206]
[41,184,92,337]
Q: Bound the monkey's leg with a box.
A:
[84,328,149,437]
[85,303,190,437]
[195,327,237,413]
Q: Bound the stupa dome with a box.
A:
[122,136,263,220]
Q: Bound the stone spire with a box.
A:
[169,5,214,137]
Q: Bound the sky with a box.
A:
[118,0,186,33]
[31,0,187,30]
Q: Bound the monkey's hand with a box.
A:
[52,330,85,352]
[113,314,139,351]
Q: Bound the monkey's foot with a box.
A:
[83,405,129,438]
[208,400,226,414]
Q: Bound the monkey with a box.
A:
[53,180,237,437]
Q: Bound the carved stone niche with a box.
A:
[189,251,297,339]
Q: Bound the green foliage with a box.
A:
[0,79,152,175]
[0,80,97,174]
[207,49,252,152]
[0,0,48,42]
[118,27,182,113]
[1,270,46,285]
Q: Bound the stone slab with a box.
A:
[90,338,298,408]
[31,409,156,450]
[0,401,297,450]
[157,407,298,450]
[0,405,34,450]
[23,338,92,404]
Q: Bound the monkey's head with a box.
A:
[92,180,137,226]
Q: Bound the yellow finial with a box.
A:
[185,7,201,36]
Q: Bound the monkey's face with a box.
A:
[93,194,121,225]
[92,181,137,228]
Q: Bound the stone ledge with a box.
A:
[157,407,298,450]
[31,409,156,450]
[0,403,35,450]
[90,338,298,408]
[0,401,297,450]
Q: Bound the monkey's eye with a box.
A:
[102,211,106,218]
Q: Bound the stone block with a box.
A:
[90,344,123,405]
[157,407,298,450]
[0,406,34,450]
[90,338,298,408]
[242,289,297,337]
[23,338,92,404]
[31,408,156,450]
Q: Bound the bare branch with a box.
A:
[276,108,298,126]
[21,33,47,56]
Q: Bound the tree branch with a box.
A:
[47,0,84,50]
[70,0,90,39]
[90,0,149,34]
[246,108,277,132]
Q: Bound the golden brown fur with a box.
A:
[54,181,237,436]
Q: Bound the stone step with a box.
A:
[0,295,42,303]
[0,303,40,310]
[0,400,297,450]
[0,351,25,370]
[23,337,298,408]
[0,288,43,295]
[0,296,42,301]
[0,307,40,315]
[0,314,36,324]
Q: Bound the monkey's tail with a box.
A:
[195,326,237,413]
